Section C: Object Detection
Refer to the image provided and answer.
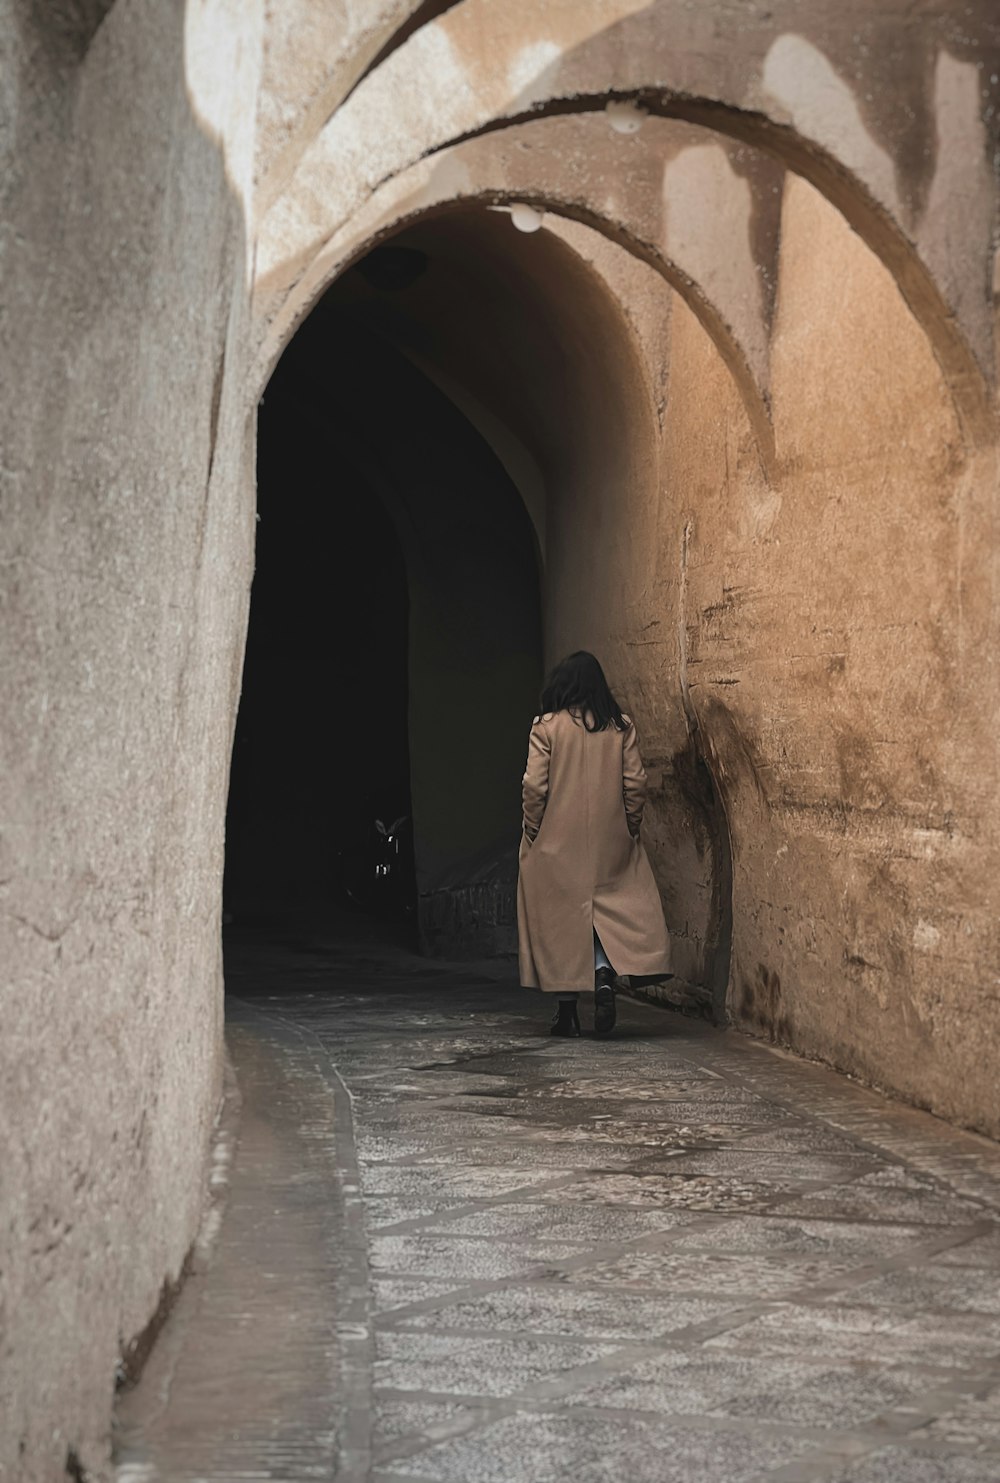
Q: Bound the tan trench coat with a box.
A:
[517,709,671,991]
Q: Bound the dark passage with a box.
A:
[225,232,542,949]
[224,362,412,927]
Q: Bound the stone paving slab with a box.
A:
[563,1248,861,1298]
[375,1278,464,1314]
[937,1230,1000,1266]
[824,1448,1000,1481]
[723,1125,885,1155]
[386,1282,743,1340]
[565,1348,936,1427]
[368,1195,467,1229]
[373,1397,482,1448]
[370,1234,586,1281]
[114,927,1000,1482]
[705,1303,1000,1368]
[410,1200,692,1242]
[361,1163,561,1199]
[921,1383,1000,1449]
[668,1215,970,1260]
[655,1149,877,1182]
[373,1409,818,1482]
[375,1330,625,1397]
[773,1172,986,1225]
[816,1266,1000,1315]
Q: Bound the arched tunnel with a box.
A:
[227,208,732,987]
[6,4,1000,1478]
[226,225,546,954]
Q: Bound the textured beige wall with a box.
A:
[0,3,261,1476]
[4,0,999,1473]
[579,173,1000,1134]
[526,177,1000,1132]
[255,0,999,447]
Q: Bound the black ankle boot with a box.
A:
[594,967,617,1037]
[550,1000,581,1037]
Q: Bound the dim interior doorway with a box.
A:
[225,233,543,956]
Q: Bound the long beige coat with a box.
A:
[517,709,671,991]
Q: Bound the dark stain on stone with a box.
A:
[701,588,741,624]
[835,725,887,812]
[206,343,227,488]
[739,962,792,1043]
[845,951,882,973]
[65,1448,88,1481]
[27,1,119,66]
[669,724,734,1025]
[115,1250,194,1392]
[720,145,785,327]
[698,692,770,812]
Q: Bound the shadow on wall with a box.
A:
[670,725,734,1021]
[694,693,774,1032]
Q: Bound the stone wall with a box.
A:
[0,3,262,1476]
[547,181,1000,1135]
[664,177,1000,1133]
[4,1,1000,1473]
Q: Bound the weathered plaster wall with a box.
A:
[501,170,999,1128]
[581,172,1000,1133]
[252,0,446,213]
[5,0,1000,1472]
[0,2,261,1476]
[255,0,999,447]
[266,163,999,1132]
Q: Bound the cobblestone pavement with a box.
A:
[115,927,1000,1483]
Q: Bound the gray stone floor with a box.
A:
[115,927,1000,1483]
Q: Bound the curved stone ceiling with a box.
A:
[254,114,784,465]
[254,0,999,446]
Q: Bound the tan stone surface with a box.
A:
[1,3,262,1476]
[253,0,435,214]
[4,0,1000,1475]
[256,0,1000,440]
[656,177,1000,1128]
[252,114,782,461]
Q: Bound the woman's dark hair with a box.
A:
[540,651,626,732]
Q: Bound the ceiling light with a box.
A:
[510,203,545,233]
[606,99,647,134]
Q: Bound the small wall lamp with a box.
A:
[606,99,647,134]
[510,203,545,233]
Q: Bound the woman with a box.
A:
[517,651,671,1036]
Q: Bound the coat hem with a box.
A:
[523,962,671,994]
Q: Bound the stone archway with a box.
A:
[287,202,737,1001]
[254,114,784,469]
[235,207,711,964]
[6,4,1000,1472]
[255,0,999,447]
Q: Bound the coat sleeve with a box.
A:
[622,718,648,838]
[522,717,551,842]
